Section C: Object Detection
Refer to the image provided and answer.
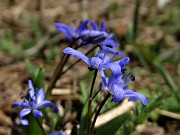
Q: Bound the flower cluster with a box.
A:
[11,19,147,135]
[12,80,58,125]
[55,20,147,105]
[54,20,115,45]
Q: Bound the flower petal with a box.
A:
[109,63,121,76]
[103,64,120,89]
[36,88,45,104]
[119,57,130,68]
[97,53,111,64]
[90,20,98,30]
[49,131,66,135]
[79,30,107,43]
[20,108,31,118]
[32,109,43,118]
[100,21,106,31]
[28,80,35,100]
[37,100,58,112]
[107,33,115,40]
[102,47,124,55]
[12,101,29,108]
[111,84,124,102]
[19,108,31,125]
[54,23,73,41]
[101,38,118,47]
[100,70,109,91]
[20,119,29,125]
[89,57,103,69]
[76,19,89,33]
[124,90,147,105]
[91,34,106,44]
[63,47,89,65]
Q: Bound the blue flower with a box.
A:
[12,80,58,125]
[54,20,108,44]
[90,20,106,31]
[100,38,118,47]
[49,131,66,135]
[100,58,147,105]
[78,30,108,44]
[90,20,118,47]
[63,47,123,70]
[54,20,89,41]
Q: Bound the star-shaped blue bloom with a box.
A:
[54,20,108,44]
[90,20,119,47]
[12,80,58,125]
[54,20,89,41]
[100,58,147,105]
[63,47,123,70]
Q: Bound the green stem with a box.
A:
[92,89,100,100]
[90,93,111,135]
[133,0,141,40]
[88,70,98,134]
[92,100,101,116]
[35,118,48,135]
[46,39,78,99]
[46,53,66,98]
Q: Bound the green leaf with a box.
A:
[153,59,177,91]
[79,100,89,135]
[25,114,43,135]
[49,116,57,131]
[78,82,88,103]
[25,59,45,89]
[153,59,180,103]
[34,67,45,89]
[95,112,130,135]
[25,59,37,80]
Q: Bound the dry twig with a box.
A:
[95,100,135,128]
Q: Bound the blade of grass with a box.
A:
[153,59,180,103]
